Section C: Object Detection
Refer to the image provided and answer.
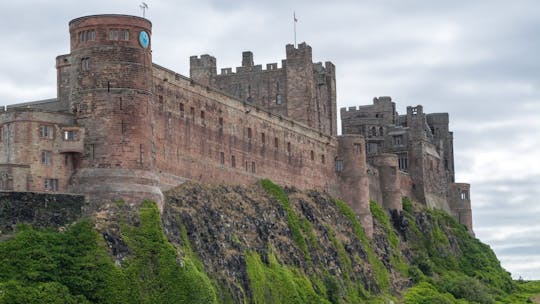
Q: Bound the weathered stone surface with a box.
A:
[0,192,85,234]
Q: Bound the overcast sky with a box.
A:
[1,1,539,279]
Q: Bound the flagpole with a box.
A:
[293,12,297,48]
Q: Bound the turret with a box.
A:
[372,154,402,211]
[285,43,315,129]
[68,14,162,207]
[449,183,474,235]
[190,54,216,86]
[336,135,372,237]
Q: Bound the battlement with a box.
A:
[286,42,312,58]
[189,54,217,69]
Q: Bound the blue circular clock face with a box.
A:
[139,31,149,49]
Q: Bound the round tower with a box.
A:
[372,154,402,211]
[68,15,162,206]
[336,135,373,237]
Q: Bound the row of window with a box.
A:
[77,29,130,43]
[78,30,96,43]
[39,126,80,141]
[109,29,130,41]
[157,102,328,164]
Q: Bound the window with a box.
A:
[41,151,52,166]
[247,127,252,139]
[89,30,96,41]
[78,31,86,43]
[179,103,184,118]
[310,150,315,161]
[274,137,279,149]
[276,94,282,105]
[220,152,225,165]
[287,142,291,154]
[109,29,129,41]
[78,30,95,43]
[200,110,205,120]
[190,107,195,122]
[44,178,58,191]
[39,125,54,139]
[109,30,119,41]
[367,142,378,154]
[398,153,408,171]
[460,190,468,200]
[321,154,325,164]
[261,132,265,145]
[121,120,127,135]
[251,161,256,173]
[158,95,164,112]
[379,127,384,136]
[81,57,90,71]
[335,159,344,172]
[231,155,236,168]
[119,30,129,41]
[63,130,79,141]
[354,143,361,153]
[393,135,403,146]
[219,117,224,128]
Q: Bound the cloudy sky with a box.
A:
[1,1,539,279]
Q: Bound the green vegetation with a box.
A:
[334,198,390,292]
[400,197,520,304]
[0,222,127,303]
[245,250,331,304]
[260,179,310,259]
[121,201,217,304]
[0,201,217,304]
[370,201,408,274]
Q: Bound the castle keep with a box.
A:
[0,15,473,235]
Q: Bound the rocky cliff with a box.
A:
[0,180,538,303]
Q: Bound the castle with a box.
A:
[0,14,472,236]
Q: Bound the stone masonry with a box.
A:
[0,14,473,236]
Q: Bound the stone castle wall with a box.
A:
[152,65,339,194]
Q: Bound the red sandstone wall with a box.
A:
[152,65,338,193]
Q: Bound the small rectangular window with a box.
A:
[218,117,224,128]
[63,130,79,141]
[109,30,119,41]
[220,152,225,165]
[41,151,52,166]
[89,30,96,41]
[44,178,58,191]
[276,94,282,105]
[179,103,184,118]
[190,107,195,122]
[354,143,361,153]
[321,154,325,164]
[231,155,236,168]
[200,111,205,122]
[39,125,54,139]
[393,135,403,146]
[261,133,265,145]
[120,30,129,41]
[81,57,90,71]
[335,159,344,172]
[310,150,315,161]
[274,137,278,149]
[287,142,291,154]
[247,127,252,139]
[251,161,256,173]
[398,153,408,171]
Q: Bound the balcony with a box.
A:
[58,127,84,153]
